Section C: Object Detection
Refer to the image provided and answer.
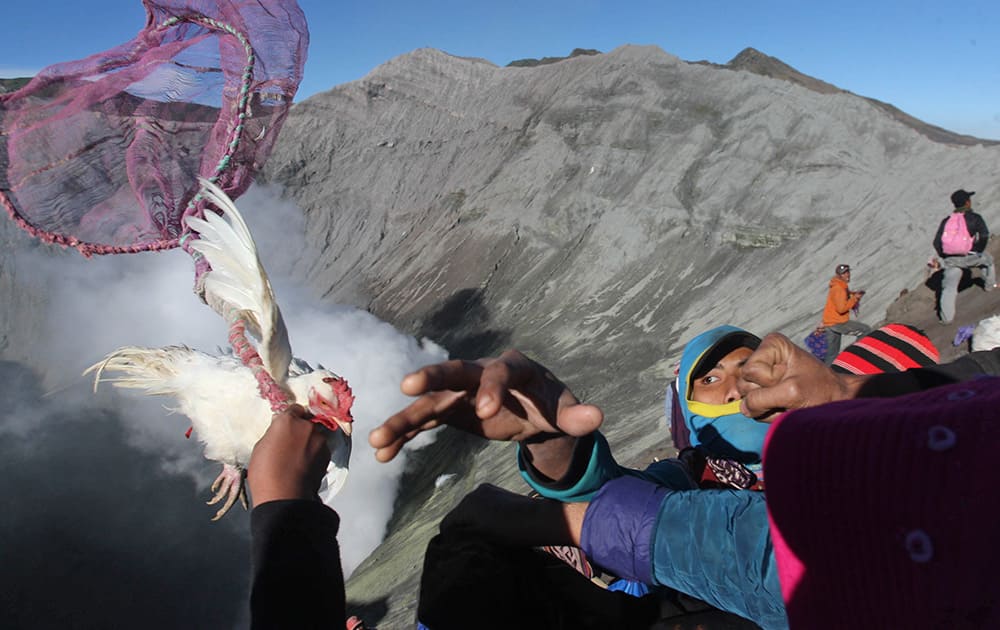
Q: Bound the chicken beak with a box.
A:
[335,418,353,437]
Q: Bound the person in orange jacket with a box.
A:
[820,263,871,363]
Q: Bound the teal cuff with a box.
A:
[517,432,622,502]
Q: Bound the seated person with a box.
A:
[370,335,1000,629]
[673,323,940,488]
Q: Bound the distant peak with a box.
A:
[506,48,602,68]
[725,47,841,95]
[721,47,996,146]
[727,47,779,68]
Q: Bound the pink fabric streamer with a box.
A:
[0,0,308,258]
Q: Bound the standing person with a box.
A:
[932,188,996,324]
[820,263,871,362]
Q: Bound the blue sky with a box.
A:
[3,0,999,138]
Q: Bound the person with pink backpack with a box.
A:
[932,189,995,323]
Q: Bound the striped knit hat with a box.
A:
[831,323,939,374]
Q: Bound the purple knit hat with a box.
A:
[763,377,1000,628]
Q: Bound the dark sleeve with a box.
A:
[857,348,1000,398]
[932,216,946,257]
[250,500,345,630]
[967,212,989,252]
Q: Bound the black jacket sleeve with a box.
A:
[966,211,990,253]
[250,500,345,630]
[857,348,1000,398]
[932,215,947,257]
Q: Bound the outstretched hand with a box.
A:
[369,350,604,464]
[738,333,865,418]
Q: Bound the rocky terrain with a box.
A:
[3,46,999,627]
[252,45,1000,625]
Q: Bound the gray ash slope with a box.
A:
[256,44,1000,626]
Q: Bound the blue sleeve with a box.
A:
[517,432,696,503]
[690,411,772,463]
[580,477,787,630]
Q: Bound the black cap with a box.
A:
[951,189,975,208]
[690,331,761,382]
[836,264,851,275]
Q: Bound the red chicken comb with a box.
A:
[315,375,355,428]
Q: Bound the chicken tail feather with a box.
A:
[84,345,189,395]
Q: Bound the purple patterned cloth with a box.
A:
[804,329,828,361]
[0,0,308,256]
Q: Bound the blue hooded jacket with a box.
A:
[513,326,787,627]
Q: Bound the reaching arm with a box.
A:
[579,476,787,629]
[247,407,345,629]
[436,483,587,547]
[738,333,866,417]
[373,351,695,501]
[854,347,1000,396]
[739,333,1000,418]
[517,430,697,502]
[370,350,604,481]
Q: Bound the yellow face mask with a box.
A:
[685,398,743,419]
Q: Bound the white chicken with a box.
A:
[85,180,354,519]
